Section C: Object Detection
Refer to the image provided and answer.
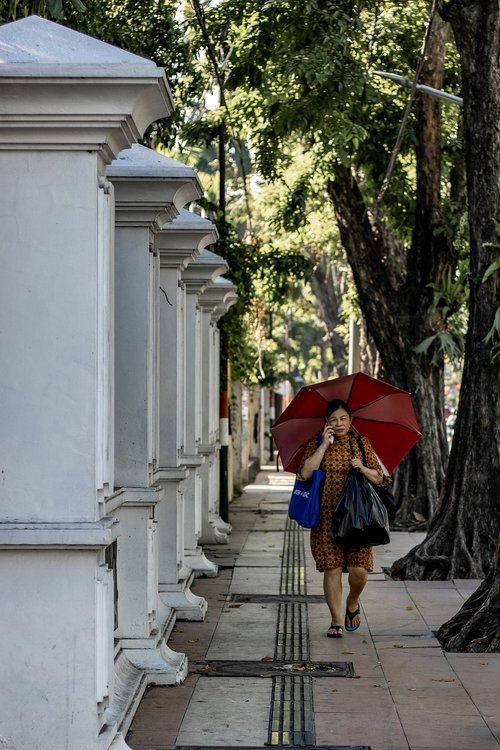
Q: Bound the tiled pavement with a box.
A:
[126,467,500,750]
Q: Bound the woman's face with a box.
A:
[326,407,351,437]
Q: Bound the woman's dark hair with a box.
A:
[325,399,351,418]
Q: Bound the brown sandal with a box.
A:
[327,624,344,638]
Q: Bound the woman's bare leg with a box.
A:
[323,567,343,625]
[346,566,368,627]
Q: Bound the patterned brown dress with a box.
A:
[300,433,385,572]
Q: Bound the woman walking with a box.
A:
[298,398,389,638]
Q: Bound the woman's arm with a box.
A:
[350,457,383,485]
[351,436,384,485]
[300,422,332,480]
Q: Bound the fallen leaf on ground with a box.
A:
[405,606,414,611]
[432,678,455,682]
[261,655,273,661]
[197,666,211,672]
[341,650,354,654]
[373,684,381,687]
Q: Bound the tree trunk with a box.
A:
[389,0,500,585]
[437,550,500,652]
[309,256,348,375]
[326,16,453,521]
[327,167,448,521]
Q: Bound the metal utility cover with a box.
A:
[194,660,355,677]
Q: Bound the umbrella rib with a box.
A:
[353,416,421,433]
[345,376,357,407]
[351,392,406,412]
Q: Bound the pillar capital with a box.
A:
[157,209,218,269]
[181,249,228,295]
[214,287,238,321]
[0,16,172,159]
[199,276,237,316]
[107,145,202,229]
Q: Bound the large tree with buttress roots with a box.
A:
[390,0,500,650]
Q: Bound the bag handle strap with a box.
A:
[353,433,367,464]
[316,432,324,468]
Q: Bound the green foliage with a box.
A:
[483,307,500,364]
[482,257,500,283]
[481,221,500,363]
[0,0,85,19]
[0,0,87,21]
[217,217,314,384]
[427,263,469,325]
[280,175,311,232]
[412,331,464,365]
[413,262,469,365]
[482,220,500,282]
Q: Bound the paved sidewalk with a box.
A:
[127,467,500,750]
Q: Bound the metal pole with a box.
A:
[348,318,360,374]
[218,87,230,522]
[372,70,463,106]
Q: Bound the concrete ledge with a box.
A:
[0,517,120,548]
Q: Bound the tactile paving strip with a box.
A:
[267,516,312,745]
[192,516,364,750]
[269,675,314,747]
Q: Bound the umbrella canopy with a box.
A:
[271,372,421,474]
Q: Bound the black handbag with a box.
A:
[332,468,390,548]
[353,435,397,522]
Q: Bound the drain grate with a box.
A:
[193,660,355,677]
[230,593,325,604]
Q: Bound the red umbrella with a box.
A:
[271,372,421,474]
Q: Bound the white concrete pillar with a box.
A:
[106,146,203,716]
[0,16,171,750]
[180,250,227,576]
[155,211,217,618]
[198,278,238,543]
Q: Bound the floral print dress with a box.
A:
[300,433,386,572]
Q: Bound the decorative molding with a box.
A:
[0,17,172,156]
[108,145,203,229]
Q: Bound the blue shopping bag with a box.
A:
[288,468,325,528]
